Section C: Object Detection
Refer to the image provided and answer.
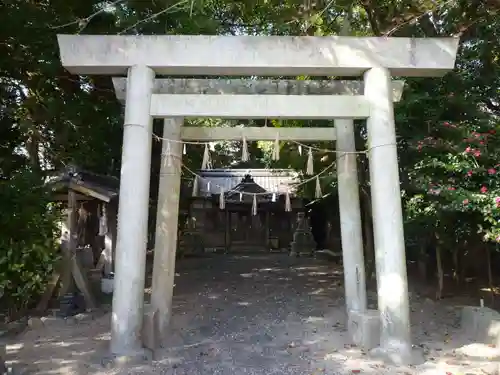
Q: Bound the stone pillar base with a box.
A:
[369,345,424,366]
[101,350,152,369]
[142,304,160,354]
[348,309,380,350]
[461,306,500,347]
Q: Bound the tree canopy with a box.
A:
[0,0,499,312]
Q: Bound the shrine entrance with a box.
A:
[183,169,303,254]
[222,174,296,253]
[228,210,267,251]
[56,34,459,365]
[226,176,270,253]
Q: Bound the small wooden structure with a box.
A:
[180,169,304,254]
[37,166,119,312]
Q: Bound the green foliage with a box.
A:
[396,7,500,251]
[0,0,499,298]
[0,170,60,316]
[404,118,500,242]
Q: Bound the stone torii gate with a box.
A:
[111,76,405,348]
[57,34,459,365]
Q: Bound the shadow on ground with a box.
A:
[5,254,499,374]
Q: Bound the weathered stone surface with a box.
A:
[113,78,406,101]
[348,309,380,350]
[456,343,500,360]
[58,34,459,77]
[101,351,152,369]
[27,317,44,330]
[142,304,160,355]
[370,345,425,366]
[461,306,500,347]
[150,94,370,120]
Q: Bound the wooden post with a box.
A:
[265,211,270,251]
[224,210,230,253]
[63,190,96,309]
[35,262,62,313]
[110,204,118,272]
[58,205,75,297]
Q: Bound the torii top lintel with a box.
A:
[57,35,459,77]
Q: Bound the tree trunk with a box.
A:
[418,242,427,280]
[452,247,460,287]
[487,245,494,304]
[435,232,444,300]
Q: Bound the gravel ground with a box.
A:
[4,254,500,375]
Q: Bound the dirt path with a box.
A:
[4,254,500,374]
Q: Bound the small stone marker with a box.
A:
[27,317,44,330]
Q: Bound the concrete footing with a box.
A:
[348,309,380,350]
[369,345,424,366]
[101,351,152,369]
[142,304,160,356]
[461,306,500,347]
[348,309,425,365]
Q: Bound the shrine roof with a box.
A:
[226,174,268,197]
[46,165,119,203]
[197,169,299,197]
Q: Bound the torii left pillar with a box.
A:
[111,65,155,357]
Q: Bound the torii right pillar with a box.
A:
[363,66,415,364]
[363,61,456,364]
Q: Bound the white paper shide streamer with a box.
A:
[165,140,172,167]
[201,143,212,169]
[98,204,108,236]
[192,176,199,196]
[306,147,314,175]
[219,187,225,210]
[315,176,322,198]
[285,191,292,212]
[272,134,280,161]
[241,136,249,162]
[252,194,257,215]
